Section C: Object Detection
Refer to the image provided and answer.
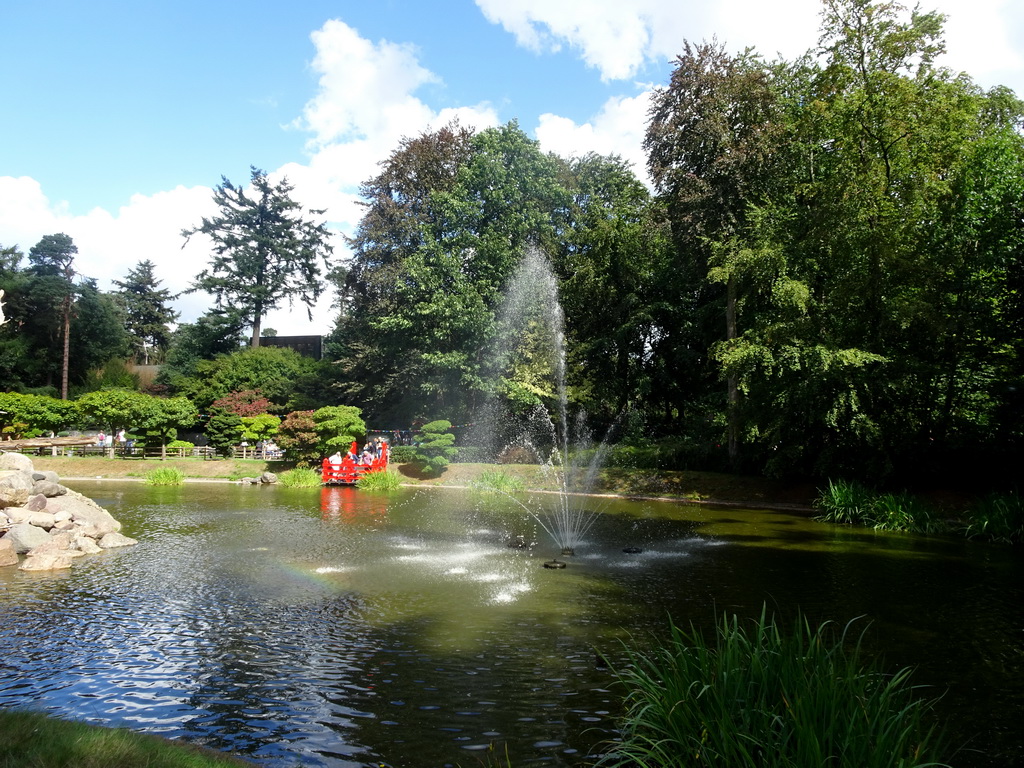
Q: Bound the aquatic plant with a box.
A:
[962,490,1024,544]
[816,481,944,534]
[355,469,401,491]
[600,607,950,768]
[471,468,525,494]
[814,478,876,525]
[277,468,321,488]
[144,467,185,486]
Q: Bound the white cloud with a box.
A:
[2,19,503,337]
[0,175,218,325]
[535,90,653,184]
[475,0,1023,97]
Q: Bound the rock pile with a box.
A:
[0,452,137,571]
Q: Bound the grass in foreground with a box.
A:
[600,607,950,768]
[0,708,255,768]
[144,467,186,486]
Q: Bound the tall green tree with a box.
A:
[183,167,335,347]
[334,121,570,425]
[28,233,77,399]
[112,259,179,364]
[645,41,784,467]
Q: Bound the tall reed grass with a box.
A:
[355,469,401,491]
[277,467,322,487]
[600,607,950,768]
[962,490,1024,544]
[815,479,943,534]
[144,467,185,486]
[471,468,526,494]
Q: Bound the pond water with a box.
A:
[0,481,1021,767]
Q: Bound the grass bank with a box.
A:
[27,455,817,510]
[0,708,255,768]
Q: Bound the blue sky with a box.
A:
[2,0,1021,335]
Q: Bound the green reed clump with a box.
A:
[962,490,1024,544]
[471,468,526,495]
[355,469,401,491]
[277,467,322,487]
[814,478,877,525]
[144,467,185,486]
[600,607,950,768]
[815,480,944,534]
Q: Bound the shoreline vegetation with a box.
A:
[31,455,820,508]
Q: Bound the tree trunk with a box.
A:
[726,275,739,469]
[61,297,71,400]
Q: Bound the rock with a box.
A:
[5,508,56,529]
[46,491,122,536]
[73,534,102,554]
[260,472,278,484]
[0,452,34,472]
[25,493,48,511]
[32,480,67,498]
[32,471,60,484]
[97,532,138,549]
[0,536,18,567]
[51,519,76,532]
[0,470,35,509]
[28,530,76,556]
[53,509,72,523]
[5,522,52,553]
[19,552,76,571]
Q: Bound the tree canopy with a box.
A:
[183,167,335,347]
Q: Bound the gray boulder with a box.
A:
[32,480,67,498]
[260,472,278,484]
[5,508,56,529]
[32,470,60,484]
[25,494,48,511]
[5,522,52,553]
[0,452,34,472]
[98,532,138,549]
[20,552,77,571]
[0,470,35,509]
[73,534,103,554]
[45,491,122,536]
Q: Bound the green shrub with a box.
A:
[389,445,417,463]
[601,607,949,768]
[145,467,185,486]
[355,469,401,491]
[963,490,1024,544]
[277,467,322,488]
[166,440,194,451]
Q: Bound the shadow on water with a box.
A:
[0,481,1021,768]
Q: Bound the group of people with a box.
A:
[95,429,128,451]
[327,437,389,468]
